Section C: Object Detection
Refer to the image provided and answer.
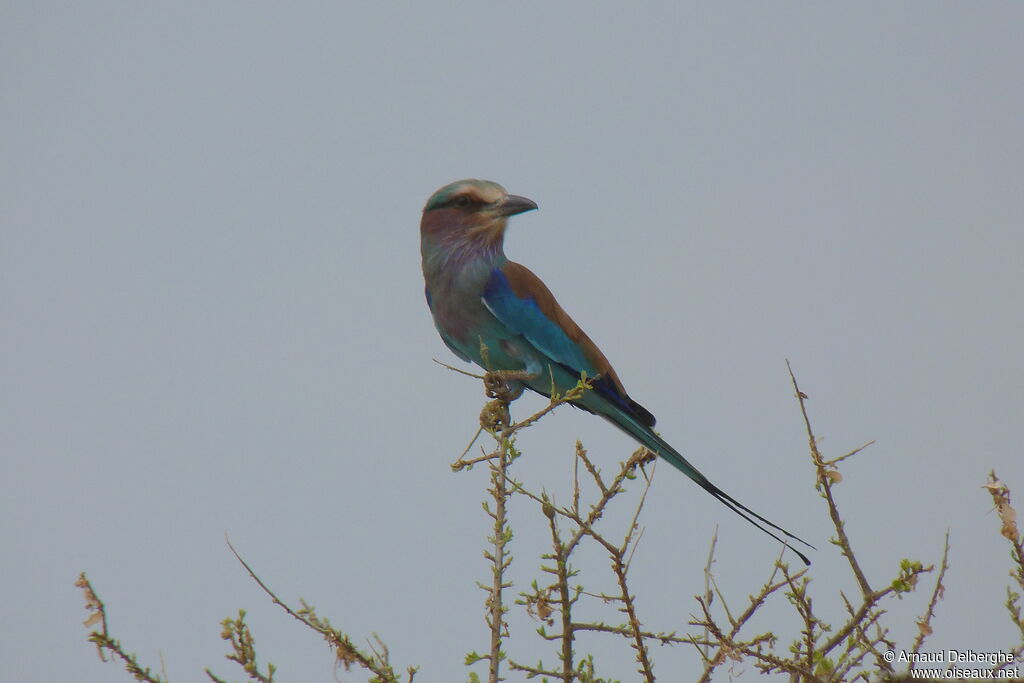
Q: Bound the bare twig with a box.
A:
[787,359,873,598]
[542,498,575,681]
[224,537,411,682]
[432,358,485,379]
[908,530,950,665]
[701,527,718,662]
[483,438,513,683]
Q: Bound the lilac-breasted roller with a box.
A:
[421,179,812,564]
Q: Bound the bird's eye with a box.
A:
[454,195,471,207]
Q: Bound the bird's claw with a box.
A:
[483,370,531,402]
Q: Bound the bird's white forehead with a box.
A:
[449,179,506,204]
[425,179,508,212]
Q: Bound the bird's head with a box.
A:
[421,179,538,252]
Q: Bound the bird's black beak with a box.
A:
[495,194,538,217]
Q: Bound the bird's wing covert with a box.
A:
[482,262,656,426]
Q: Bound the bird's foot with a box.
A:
[483,370,535,402]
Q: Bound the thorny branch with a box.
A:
[787,359,874,598]
[983,471,1024,673]
[224,537,416,682]
[75,573,167,683]
[77,361,1024,683]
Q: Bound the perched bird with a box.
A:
[421,179,812,564]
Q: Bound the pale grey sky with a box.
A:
[2,3,1022,681]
